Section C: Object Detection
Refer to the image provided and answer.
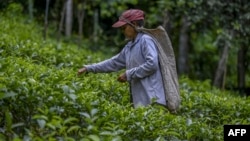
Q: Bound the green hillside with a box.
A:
[1,8,250,141]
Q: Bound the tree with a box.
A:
[65,0,73,37]
[210,1,250,93]
[178,15,190,75]
[57,1,66,42]
[77,0,86,43]
[43,0,50,40]
[213,31,232,89]
[151,0,249,93]
[28,0,33,21]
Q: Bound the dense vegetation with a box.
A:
[1,0,249,92]
[1,5,250,141]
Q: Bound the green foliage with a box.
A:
[1,7,250,141]
[150,0,250,87]
[189,31,218,80]
[99,0,138,17]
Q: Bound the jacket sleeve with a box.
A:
[85,50,126,73]
[126,36,159,81]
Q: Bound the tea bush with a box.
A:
[0,9,250,141]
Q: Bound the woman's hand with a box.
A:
[78,67,87,76]
[117,72,127,82]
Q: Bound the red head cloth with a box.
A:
[112,9,145,28]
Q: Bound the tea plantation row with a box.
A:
[1,11,250,141]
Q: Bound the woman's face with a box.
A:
[121,24,137,41]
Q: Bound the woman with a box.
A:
[78,9,166,108]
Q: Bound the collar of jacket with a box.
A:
[127,32,143,48]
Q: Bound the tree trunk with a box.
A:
[28,0,33,21]
[77,0,86,45]
[57,1,66,42]
[93,8,99,42]
[43,0,50,40]
[65,0,73,37]
[213,42,229,89]
[162,10,171,33]
[178,16,190,75]
[237,46,247,94]
[92,8,99,50]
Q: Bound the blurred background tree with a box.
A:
[0,0,249,95]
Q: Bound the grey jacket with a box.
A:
[85,33,166,107]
